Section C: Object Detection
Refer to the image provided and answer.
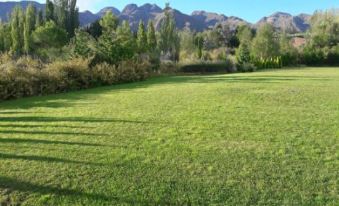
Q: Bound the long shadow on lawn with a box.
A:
[0,130,108,137]
[0,138,112,147]
[0,153,103,166]
[0,176,156,204]
[0,124,94,129]
[0,116,160,124]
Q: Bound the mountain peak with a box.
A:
[122,4,139,14]
[97,7,120,16]
[271,12,292,17]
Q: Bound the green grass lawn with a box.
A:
[0,67,338,205]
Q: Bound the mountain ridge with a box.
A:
[0,1,311,32]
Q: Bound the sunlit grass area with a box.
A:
[0,67,338,205]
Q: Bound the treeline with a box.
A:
[178,9,339,72]
[0,3,180,100]
[0,0,78,57]
[0,3,338,100]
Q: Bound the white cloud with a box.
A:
[76,0,104,11]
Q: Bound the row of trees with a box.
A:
[73,4,180,67]
[0,3,338,69]
[0,0,78,56]
[178,9,338,68]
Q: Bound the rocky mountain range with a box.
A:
[0,1,311,33]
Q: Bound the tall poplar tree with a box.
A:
[158,3,180,61]
[147,20,157,51]
[24,4,36,54]
[137,20,147,53]
[45,0,54,21]
[10,6,24,55]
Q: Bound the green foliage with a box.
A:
[253,56,283,69]
[0,23,5,52]
[0,68,338,205]
[24,4,36,54]
[251,24,279,59]
[147,21,157,52]
[52,0,79,37]
[35,9,44,28]
[116,21,136,60]
[237,62,257,72]
[301,9,339,65]
[99,11,118,32]
[194,33,204,59]
[33,21,68,49]
[0,56,150,100]
[93,21,136,66]
[10,6,24,56]
[86,20,102,38]
[136,21,147,53]
[71,29,96,58]
[45,0,54,21]
[237,24,253,44]
[236,43,251,64]
[158,5,180,61]
[180,61,234,73]
[279,33,298,66]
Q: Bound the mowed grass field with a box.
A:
[0,67,338,205]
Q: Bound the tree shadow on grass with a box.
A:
[0,124,94,129]
[0,116,161,124]
[0,176,157,204]
[0,130,108,137]
[0,138,113,148]
[0,153,103,166]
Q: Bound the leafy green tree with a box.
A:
[72,29,96,57]
[54,0,67,29]
[1,24,12,51]
[10,6,24,55]
[33,21,68,49]
[24,4,36,54]
[0,22,5,52]
[36,10,44,28]
[99,11,118,32]
[308,9,339,48]
[251,24,279,58]
[236,25,253,64]
[116,20,136,59]
[45,0,54,21]
[158,4,180,61]
[147,20,157,51]
[95,20,135,66]
[67,0,79,37]
[194,33,204,59]
[86,20,102,38]
[236,43,251,64]
[137,20,147,53]
[237,25,253,44]
[279,32,297,65]
[179,30,195,53]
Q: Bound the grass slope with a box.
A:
[0,68,338,205]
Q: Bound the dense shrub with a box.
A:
[45,58,90,92]
[252,56,283,69]
[237,63,257,72]
[180,60,235,73]
[0,55,151,101]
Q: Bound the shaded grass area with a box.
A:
[0,67,338,205]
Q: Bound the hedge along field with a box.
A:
[0,67,338,205]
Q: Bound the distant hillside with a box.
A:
[256,12,311,33]
[0,1,311,33]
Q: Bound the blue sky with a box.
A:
[3,0,339,23]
